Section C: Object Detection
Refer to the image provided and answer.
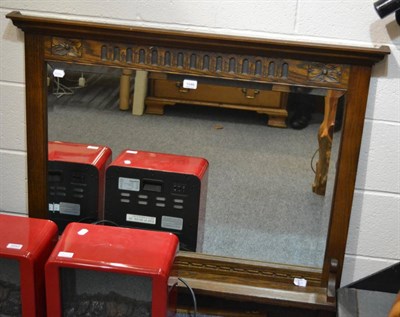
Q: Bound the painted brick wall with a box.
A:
[0,1,399,285]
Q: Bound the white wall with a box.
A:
[0,1,399,285]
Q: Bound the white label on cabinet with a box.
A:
[53,69,65,78]
[126,214,156,225]
[118,177,140,191]
[161,216,183,231]
[77,228,89,236]
[60,202,80,216]
[7,243,23,250]
[293,278,307,287]
[58,251,74,258]
[183,79,198,90]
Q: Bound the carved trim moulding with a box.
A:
[175,252,323,287]
[45,36,350,90]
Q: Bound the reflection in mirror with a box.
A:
[47,62,343,268]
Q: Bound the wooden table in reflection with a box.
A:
[120,70,341,196]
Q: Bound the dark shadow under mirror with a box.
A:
[46,62,343,268]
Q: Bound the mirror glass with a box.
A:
[47,62,343,268]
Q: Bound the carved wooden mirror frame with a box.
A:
[7,11,390,312]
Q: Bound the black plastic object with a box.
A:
[374,0,400,18]
[337,262,400,316]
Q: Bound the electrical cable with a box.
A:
[77,216,97,223]
[53,77,74,98]
[91,220,119,226]
[178,277,197,317]
[50,69,87,98]
[179,242,193,252]
[310,148,319,174]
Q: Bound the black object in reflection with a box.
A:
[288,94,315,130]
[287,93,344,131]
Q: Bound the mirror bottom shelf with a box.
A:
[176,280,335,316]
[174,251,335,314]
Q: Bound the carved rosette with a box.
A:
[51,37,82,57]
[308,63,342,83]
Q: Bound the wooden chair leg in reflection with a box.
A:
[132,70,148,116]
[389,292,400,317]
[119,68,133,111]
[312,90,343,195]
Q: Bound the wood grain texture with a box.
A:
[175,251,323,287]
[7,11,389,65]
[24,33,48,219]
[44,37,351,90]
[321,65,374,286]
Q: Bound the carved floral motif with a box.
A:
[51,37,82,57]
[308,63,342,83]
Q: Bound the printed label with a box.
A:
[118,177,140,191]
[7,243,23,250]
[77,228,89,236]
[53,69,65,78]
[183,79,198,90]
[59,202,80,216]
[126,214,156,225]
[293,278,307,287]
[161,216,183,231]
[58,251,74,258]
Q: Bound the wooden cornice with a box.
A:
[7,11,390,66]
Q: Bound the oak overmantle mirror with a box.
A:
[46,61,341,269]
[7,11,389,306]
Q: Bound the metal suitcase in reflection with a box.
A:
[104,150,209,252]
